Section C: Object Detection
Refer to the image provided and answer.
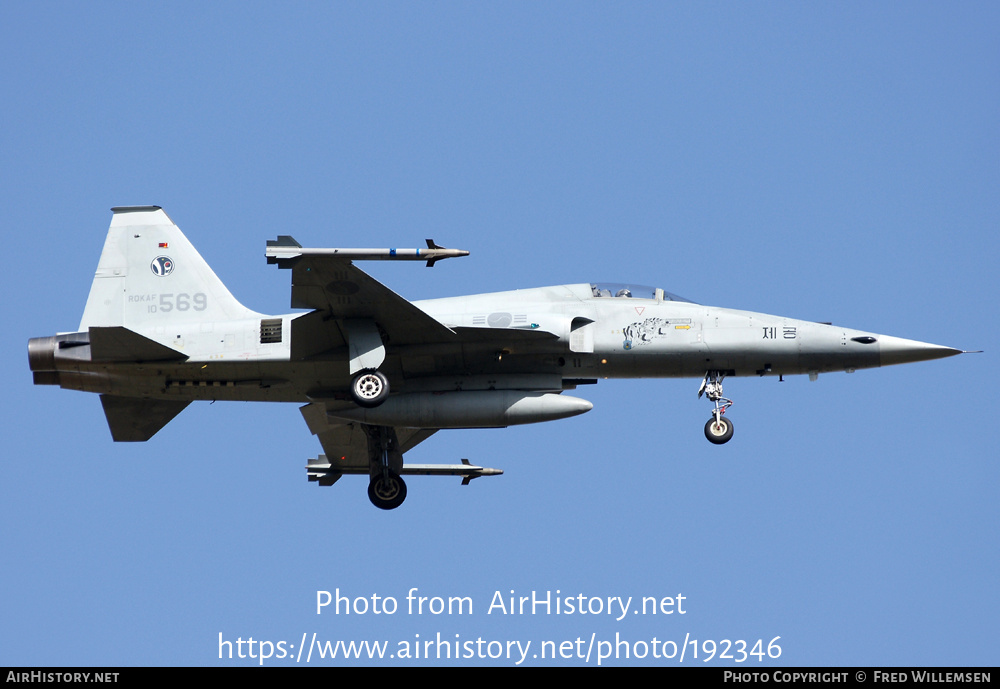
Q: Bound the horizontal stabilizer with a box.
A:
[100,395,190,442]
[89,327,188,363]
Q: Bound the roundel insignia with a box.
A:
[151,256,174,277]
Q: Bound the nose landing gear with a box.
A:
[699,371,734,445]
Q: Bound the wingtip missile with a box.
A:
[305,457,502,487]
[266,239,469,267]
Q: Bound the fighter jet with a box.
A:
[28,207,966,509]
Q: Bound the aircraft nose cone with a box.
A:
[879,335,962,367]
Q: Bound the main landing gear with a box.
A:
[365,425,407,509]
[351,369,390,407]
[368,471,407,510]
[699,371,734,445]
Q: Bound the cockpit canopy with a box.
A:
[590,283,694,303]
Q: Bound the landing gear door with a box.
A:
[343,318,386,375]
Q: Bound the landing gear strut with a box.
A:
[699,371,734,445]
[365,425,407,509]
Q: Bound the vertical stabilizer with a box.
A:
[79,206,259,330]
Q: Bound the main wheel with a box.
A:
[704,416,734,444]
[351,369,389,407]
[368,472,407,510]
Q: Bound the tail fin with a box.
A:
[79,206,259,331]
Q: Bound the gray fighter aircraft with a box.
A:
[29,207,966,509]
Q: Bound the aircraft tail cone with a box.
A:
[879,335,963,367]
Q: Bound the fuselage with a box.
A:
[29,282,957,406]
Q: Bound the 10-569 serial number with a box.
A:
[142,293,208,313]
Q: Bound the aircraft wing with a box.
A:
[268,238,456,346]
[313,422,437,468]
[299,403,499,487]
[301,402,437,468]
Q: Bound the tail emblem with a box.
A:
[151,256,174,277]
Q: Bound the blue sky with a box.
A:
[2,2,996,666]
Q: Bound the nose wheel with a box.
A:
[699,371,734,445]
[704,416,734,444]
